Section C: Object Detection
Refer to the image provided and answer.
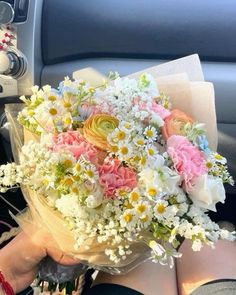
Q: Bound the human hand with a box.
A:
[0,229,80,293]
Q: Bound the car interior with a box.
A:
[0,0,236,293]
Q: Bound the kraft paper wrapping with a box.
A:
[7,55,218,269]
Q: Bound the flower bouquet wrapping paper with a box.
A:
[0,55,234,282]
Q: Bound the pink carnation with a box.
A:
[52,131,98,164]
[136,100,170,119]
[99,159,137,198]
[149,102,170,119]
[167,135,207,191]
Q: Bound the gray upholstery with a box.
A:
[39,1,236,192]
[42,0,236,65]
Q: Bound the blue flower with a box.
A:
[197,135,210,153]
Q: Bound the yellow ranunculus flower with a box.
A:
[83,114,119,150]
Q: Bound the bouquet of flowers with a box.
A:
[0,55,234,281]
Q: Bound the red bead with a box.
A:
[4,32,9,37]
[0,271,14,295]
[0,45,3,50]
[2,39,6,43]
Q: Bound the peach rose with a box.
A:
[162,109,193,141]
[83,114,119,151]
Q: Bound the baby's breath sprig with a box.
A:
[0,163,23,193]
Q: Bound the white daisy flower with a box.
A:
[144,126,158,141]
[154,200,169,219]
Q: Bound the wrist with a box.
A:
[0,252,16,293]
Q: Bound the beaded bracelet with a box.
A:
[0,271,14,295]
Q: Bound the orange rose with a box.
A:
[162,109,193,141]
[83,114,119,150]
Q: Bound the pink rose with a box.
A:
[99,159,137,198]
[52,131,98,164]
[167,135,207,191]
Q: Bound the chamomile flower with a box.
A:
[134,136,146,147]
[120,209,136,229]
[144,126,158,141]
[73,161,85,175]
[129,189,142,204]
[62,113,73,128]
[119,121,134,133]
[84,165,98,182]
[135,201,150,216]
[146,186,159,198]
[117,143,133,159]
[154,200,169,219]
[113,128,128,142]
[145,145,158,157]
[138,213,152,228]
[211,152,227,165]
[44,102,64,118]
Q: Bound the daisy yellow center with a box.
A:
[206,162,213,169]
[63,159,72,168]
[118,189,127,197]
[148,148,155,156]
[146,129,154,138]
[137,139,145,146]
[73,175,81,182]
[110,145,118,153]
[156,204,166,214]
[72,187,78,194]
[130,191,140,202]
[28,110,35,117]
[140,156,146,165]
[140,215,149,223]
[116,131,126,140]
[64,101,71,108]
[64,178,73,186]
[120,146,128,155]
[64,117,72,125]
[75,163,81,172]
[133,155,140,162]
[137,204,146,213]
[124,123,131,129]
[124,213,133,223]
[49,108,58,116]
[86,170,94,178]
[148,188,157,197]
[125,201,133,209]
[48,95,57,102]
[215,154,223,160]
